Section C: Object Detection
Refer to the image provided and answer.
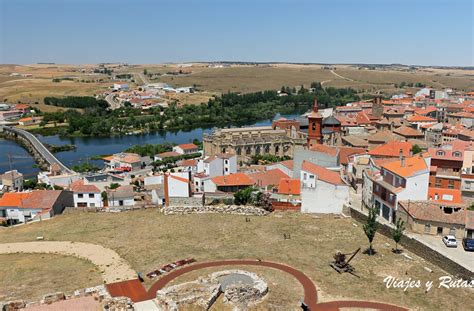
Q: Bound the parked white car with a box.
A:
[442,235,457,248]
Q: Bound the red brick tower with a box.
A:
[307,98,323,147]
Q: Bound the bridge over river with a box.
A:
[1,126,74,175]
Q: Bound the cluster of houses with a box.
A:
[107,81,194,110]
[1,87,474,243]
[0,103,36,124]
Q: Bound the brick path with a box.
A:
[106,259,408,310]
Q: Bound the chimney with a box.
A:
[399,148,405,167]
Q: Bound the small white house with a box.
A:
[70,180,102,208]
[165,173,190,198]
[113,83,129,91]
[196,153,237,178]
[107,185,135,207]
[173,143,199,155]
[300,161,349,214]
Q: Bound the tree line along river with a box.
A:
[0,114,299,179]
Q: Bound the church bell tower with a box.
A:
[307,98,323,147]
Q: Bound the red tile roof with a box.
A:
[309,144,338,157]
[0,191,63,209]
[177,143,198,150]
[211,173,253,187]
[301,161,345,185]
[382,155,428,178]
[368,141,413,157]
[249,169,289,188]
[177,159,198,167]
[393,126,424,137]
[407,115,437,123]
[278,178,301,195]
[428,187,463,204]
[398,200,466,225]
[69,180,100,193]
[157,151,181,158]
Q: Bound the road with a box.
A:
[330,69,355,82]
[411,233,474,272]
[2,126,73,174]
[105,93,122,110]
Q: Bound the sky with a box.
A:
[0,0,473,66]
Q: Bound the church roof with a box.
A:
[322,115,341,125]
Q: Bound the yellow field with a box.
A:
[1,64,473,110]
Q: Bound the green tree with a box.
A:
[234,187,254,205]
[143,69,148,75]
[411,144,422,154]
[109,183,120,190]
[363,205,379,255]
[392,218,405,253]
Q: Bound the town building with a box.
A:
[300,161,349,214]
[271,178,301,210]
[69,180,102,208]
[0,190,73,224]
[107,185,135,207]
[103,153,143,171]
[0,170,24,192]
[203,126,305,164]
[397,200,472,239]
[207,173,254,193]
[173,143,199,155]
[371,154,430,223]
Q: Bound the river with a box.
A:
[0,114,300,179]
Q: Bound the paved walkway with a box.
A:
[106,259,408,310]
[0,241,137,283]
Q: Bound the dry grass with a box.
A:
[0,210,471,310]
[0,253,102,303]
[157,64,474,94]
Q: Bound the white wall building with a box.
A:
[300,161,349,214]
[70,180,102,208]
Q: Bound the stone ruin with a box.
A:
[163,204,269,216]
[155,269,268,310]
[102,296,134,311]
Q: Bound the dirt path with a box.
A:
[0,241,137,283]
[106,259,408,310]
[330,70,355,82]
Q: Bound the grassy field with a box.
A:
[2,64,472,110]
[0,253,102,302]
[0,210,471,310]
[157,64,474,94]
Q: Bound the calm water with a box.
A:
[0,114,300,178]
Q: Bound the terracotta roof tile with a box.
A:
[393,126,424,137]
[211,173,253,187]
[249,169,289,188]
[278,178,301,195]
[301,161,345,185]
[428,187,463,204]
[177,143,198,150]
[368,141,413,157]
[382,155,428,178]
[69,180,100,193]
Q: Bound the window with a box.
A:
[309,175,315,179]
[225,160,228,164]
[303,173,307,180]
[424,224,431,233]
[77,202,87,207]
[225,167,228,172]
[448,180,455,189]
[375,184,380,191]
[90,203,95,207]
[449,227,456,236]
[78,193,83,198]
[89,193,94,198]
[436,151,445,156]
[453,151,461,157]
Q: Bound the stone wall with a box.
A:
[163,205,269,216]
[349,207,474,280]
